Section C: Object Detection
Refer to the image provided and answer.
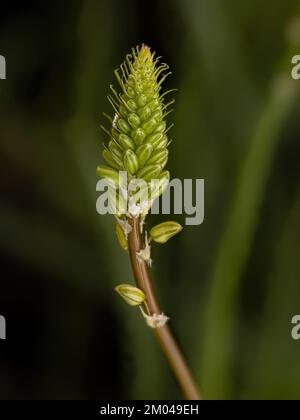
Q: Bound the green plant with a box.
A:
[97,45,201,400]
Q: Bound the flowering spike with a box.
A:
[97,45,174,186]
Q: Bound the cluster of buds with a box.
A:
[98,44,173,180]
[97,45,183,324]
[97,45,174,219]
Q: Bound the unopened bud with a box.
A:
[147,149,168,166]
[115,222,128,251]
[118,134,135,151]
[150,221,183,244]
[115,284,145,306]
[132,128,146,146]
[96,166,120,186]
[102,149,121,170]
[128,113,141,129]
[123,150,140,175]
[136,143,153,167]
[117,118,131,134]
[137,164,162,181]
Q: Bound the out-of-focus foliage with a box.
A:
[0,0,299,400]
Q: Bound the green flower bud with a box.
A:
[115,284,145,306]
[136,143,153,167]
[138,106,152,121]
[150,171,170,201]
[137,164,162,181]
[128,113,141,129]
[132,128,146,146]
[147,149,168,166]
[109,140,123,159]
[119,105,128,118]
[159,170,170,181]
[152,109,163,120]
[148,99,160,111]
[115,222,128,251]
[123,150,140,175]
[137,94,148,107]
[126,99,138,112]
[102,149,121,170]
[146,132,163,148]
[127,86,136,98]
[156,135,168,150]
[117,118,131,134]
[142,118,158,135]
[118,134,135,151]
[145,88,156,100]
[96,166,120,186]
[150,221,183,244]
[154,121,166,134]
[127,114,141,128]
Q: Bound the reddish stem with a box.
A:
[128,217,202,400]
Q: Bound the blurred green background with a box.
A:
[0,0,300,400]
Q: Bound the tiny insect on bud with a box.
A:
[115,284,146,306]
[96,166,120,186]
[123,150,140,175]
[150,221,183,244]
[115,222,128,251]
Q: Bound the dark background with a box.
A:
[0,0,300,400]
